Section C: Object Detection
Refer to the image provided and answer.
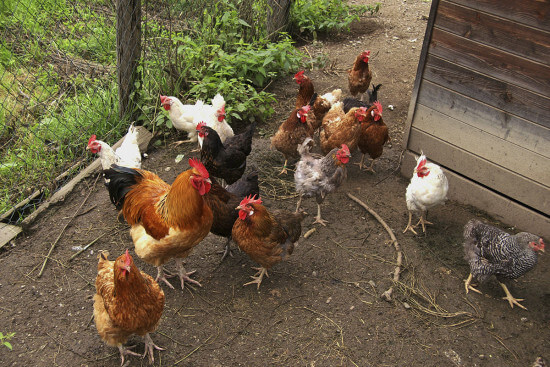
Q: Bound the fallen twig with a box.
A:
[68,227,125,261]
[303,227,316,238]
[37,173,100,277]
[347,193,402,301]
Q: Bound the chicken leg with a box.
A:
[142,333,164,364]
[244,267,269,289]
[355,154,376,172]
[415,211,432,234]
[295,195,303,213]
[499,282,527,310]
[313,203,328,226]
[278,159,289,175]
[464,273,482,294]
[402,211,418,235]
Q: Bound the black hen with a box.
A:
[204,170,260,260]
[463,219,545,310]
[197,122,255,184]
[343,83,382,113]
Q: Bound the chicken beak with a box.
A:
[205,178,211,184]
[235,205,242,211]
[85,146,90,150]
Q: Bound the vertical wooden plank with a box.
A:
[402,0,441,150]
[117,0,142,121]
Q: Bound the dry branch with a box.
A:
[347,193,402,301]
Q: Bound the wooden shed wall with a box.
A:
[402,0,550,238]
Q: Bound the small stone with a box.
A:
[479,354,485,359]
[520,317,528,323]
[403,302,411,309]
[312,270,318,277]
[368,280,376,288]
[165,167,171,171]
[326,297,332,304]
[349,305,355,310]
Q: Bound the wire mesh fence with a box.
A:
[0,0,289,224]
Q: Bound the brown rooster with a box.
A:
[232,195,306,289]
[104,158,213,289]
[306,88,343,133]
[348,50,372,101]
[320,102,368,155]
[356,101,389,172]
[94,250,165,365]
[294,70,315,109]
[271,105,314,175]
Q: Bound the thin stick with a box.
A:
[173,333,215,365]
[303,228,316,239]
[68,227,125,261]
[37,173,100,277]
[347,193,402,301]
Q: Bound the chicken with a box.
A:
[87,123,141,171]
[319,103,368,155]
[532,357,546,367]
[348,50,372,101]
[94,250,165,365]
[232,195,306,289]
[203,169,260,261]
[103,158,213,289]
[307,88,343,133]
[356,101,389,172]
[403,154,449,235]
[270,105,314,175]
[295,138,351,226]
[197,121,255,185]
[463,219,545,309]
[342,83,382,113]
[159,93,231,148]
[293,70,315,109]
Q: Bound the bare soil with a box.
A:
[1,1,548,366]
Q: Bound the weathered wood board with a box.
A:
[401,151,550,240]
[435,1,550,65]
[0,223,22,249]
[407,128,550,215]
[416,81,550,159]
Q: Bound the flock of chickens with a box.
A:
[85,49,545,365]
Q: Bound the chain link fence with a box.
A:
[0,0,287,225]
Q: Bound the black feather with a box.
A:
[103,165,141,210]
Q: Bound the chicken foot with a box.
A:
[355,154,376,172]
[171,258,202,289]
[170,139,195,148]
[278,159,289,175]
[313,203,328,226]
[463,273,482,294]
[218,237,234,262]
[155,266,175,289]
[402,211,418,235]
[415,212,433,234]
[118,344,141,366]
[499,282,527,310]
[244,267,269,289]
[142,333,164,364]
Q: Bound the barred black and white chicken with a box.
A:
[463,219,545,310]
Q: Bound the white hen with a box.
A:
[159,94,233,148]
[403,154,448,235]
[87,123,141,171]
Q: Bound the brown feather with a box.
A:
[348,54,373,96]
[357,106,389,160]
[320,105,362,154]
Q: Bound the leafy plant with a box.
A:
[290,0,380,38]
[0,331,15,350]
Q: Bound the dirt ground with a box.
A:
[1,0,548,366]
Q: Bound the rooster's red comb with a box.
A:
[196,121,207,131]
[124,249,131,267]
[88,135,97,146]
[239,194,262,207]
[189,158,209,178]
[159,94,167,103]
[294,70,305,80]
[373,101,383,115]
[340,144,350,155]
[416,155,427,169]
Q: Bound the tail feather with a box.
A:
[103,165,142,210]
[239,122,256,156]
[298,137,314,156]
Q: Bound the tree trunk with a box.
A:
[266,0,292,40]
[117,0,141,121]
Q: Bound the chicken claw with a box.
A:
[313,204,328,226]
[403,211,418,235]
[118,345,141,366]
[415,213,433,234]
[244,267,269,289]
[170,139,194,148]
[499,282,527,310]
[278,159,289,175]
[142,333,164,364]
[155,266,175,289]
[172,258,202,289]
[464,273,482,294]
